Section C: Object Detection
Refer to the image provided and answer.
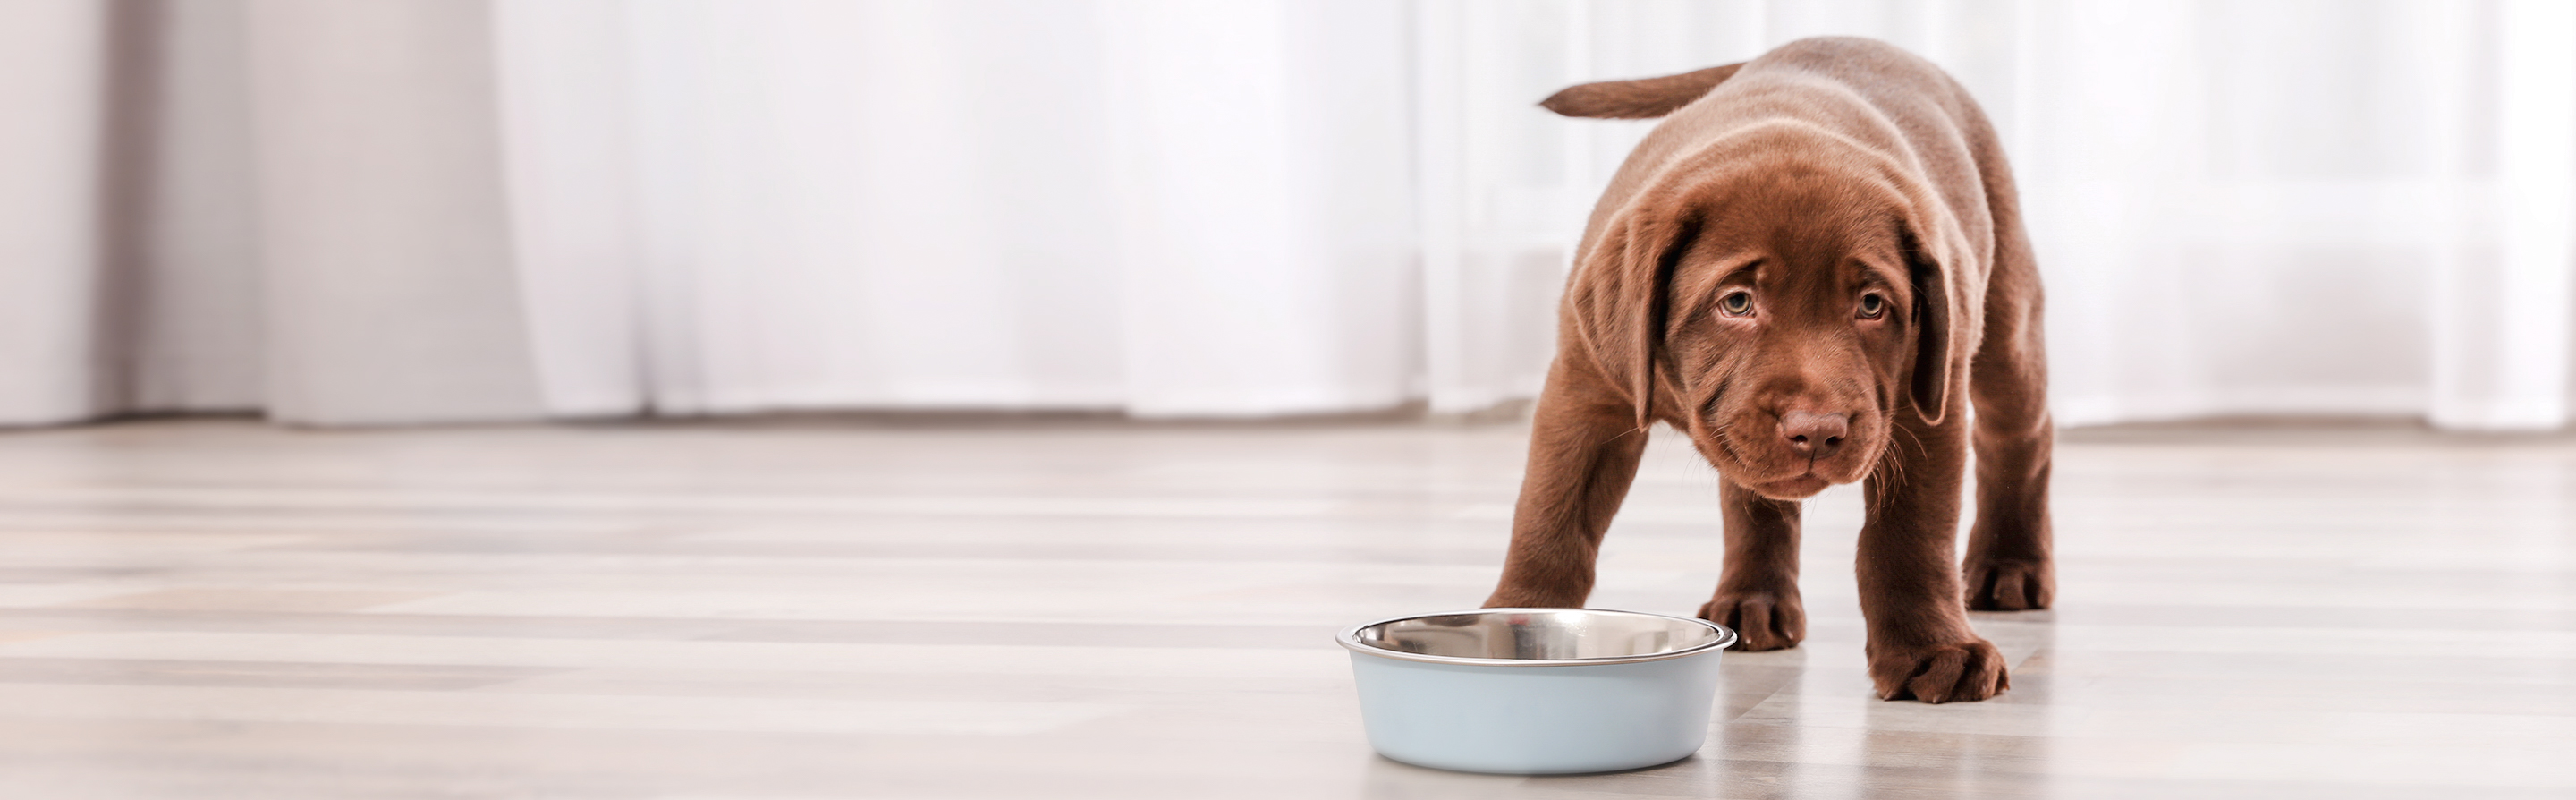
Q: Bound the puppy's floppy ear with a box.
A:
[1567,200,1697,430]
[1541,64,1743,120]
[1901,220,1970,426]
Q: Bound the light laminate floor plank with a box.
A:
[0,417,2570,798]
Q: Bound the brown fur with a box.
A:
[1482,38,2054,704]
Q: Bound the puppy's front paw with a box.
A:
[1962,558,2053,611]
[1699,591,1804,651]
[1868,637,2008,703]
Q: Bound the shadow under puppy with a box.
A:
[1483,37,2054,704]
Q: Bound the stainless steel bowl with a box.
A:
[1338,609,1737,774]
[1341,607,1734,666]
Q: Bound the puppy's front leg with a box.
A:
[1859,414,2007,702]
[1483,371,1649,609]
[1702,480,1804,650]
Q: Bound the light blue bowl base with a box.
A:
[1347,651,1723,775]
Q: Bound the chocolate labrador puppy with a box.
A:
[1482,38,2053,703]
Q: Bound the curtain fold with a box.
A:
[2454,0,2576,428]
[1097,0,1419,416]
[116,0,265,415]
[0,0,106,425]
[243,0,548,425]
[3,0,2572,430]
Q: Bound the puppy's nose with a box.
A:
[1781,411,1849,457]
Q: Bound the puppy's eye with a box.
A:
[1719,291,1753,316]
[1858,294,1886,319]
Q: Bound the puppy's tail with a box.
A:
[1538,63,1743,119]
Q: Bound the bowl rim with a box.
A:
[1335,607,1738,667]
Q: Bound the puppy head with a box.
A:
[1567,128,1973,500]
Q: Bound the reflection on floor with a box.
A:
[0,417,2569,798]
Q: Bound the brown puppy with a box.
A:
[1482,38,2054,704]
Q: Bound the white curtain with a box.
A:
[2,0,2572,430]
[496,0,1420,418]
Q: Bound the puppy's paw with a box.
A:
[1868,637,2009,703]
[1698,591,1804,651]
[1962,557,2053,611]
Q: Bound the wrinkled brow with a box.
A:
[1853,257,1908,294]
[1665,252,1764,322]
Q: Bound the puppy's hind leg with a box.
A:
[1962,215,2055,611]
[1702,480,1805,651]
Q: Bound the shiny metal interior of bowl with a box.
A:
[1351,609,1724,663]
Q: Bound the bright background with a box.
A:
[2,0,2571,430]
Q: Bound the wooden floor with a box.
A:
[0,416,2570,798]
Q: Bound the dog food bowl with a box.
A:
[1337,608,1736,774]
